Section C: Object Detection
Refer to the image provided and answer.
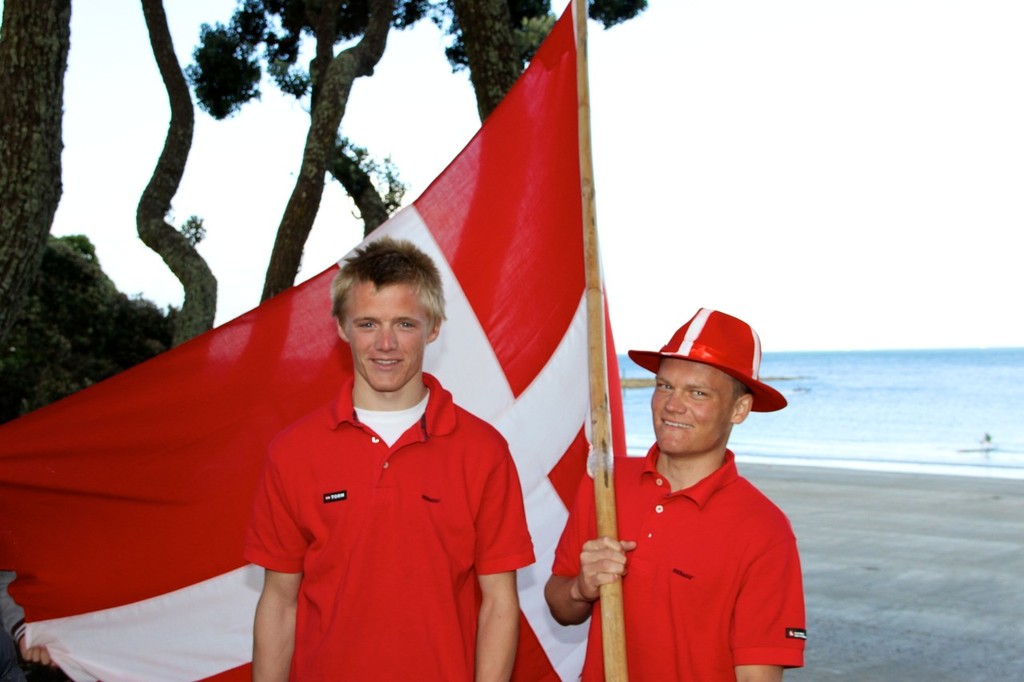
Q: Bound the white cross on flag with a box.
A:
[0,6,626,680]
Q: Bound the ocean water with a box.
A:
[618,348,1024,479]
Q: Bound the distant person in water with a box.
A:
[545,308,806,681]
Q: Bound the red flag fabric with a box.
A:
[0,6,625,680]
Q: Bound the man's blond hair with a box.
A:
[331,237,446,328]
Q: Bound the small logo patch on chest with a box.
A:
[322,490,347,503]
[786,628,807,640]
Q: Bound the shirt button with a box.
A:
[647,533,653,539]
[656,478,664,486]
[655,504,664,513]
[371,436,380,444]
[383,461,390,469]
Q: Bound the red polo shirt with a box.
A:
[245,374,535,680]
[553,448,805,680]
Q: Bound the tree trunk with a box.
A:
[261,0,394,302]
[0,0,71,343]
[326,150,391,237]
[137,0,217,346]
[451,0,520,121]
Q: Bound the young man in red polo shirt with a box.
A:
[245,237,535,681]
[546,308,806,681]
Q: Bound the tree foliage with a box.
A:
[184,0,646,299]
[434,0,647,117]
[187,16,264,119]
[180,216,208,247]
[588,0,646,29]
[0,236,174,424]
[187,0,430,120]
[184,0,647,123]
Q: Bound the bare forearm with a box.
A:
[544,574,595,626]
[475,572,519,682]
[253,571,300,682]
[253,602,295,682]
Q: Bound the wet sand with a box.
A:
[742,464,1024,681]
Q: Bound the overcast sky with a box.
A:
[38,1,1024,352]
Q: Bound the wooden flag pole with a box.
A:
[574,1,628,680]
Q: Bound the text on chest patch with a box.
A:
[323,490,348,504]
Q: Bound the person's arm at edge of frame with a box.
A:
[18,635,53,667]
[1,571,53,667]
[252,569,301,682]
[475,571,520,682]
[736,664,784,682]
[543,536,637,626]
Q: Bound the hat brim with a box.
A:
[627,349,788,412]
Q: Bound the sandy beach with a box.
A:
[741,463,1024,681]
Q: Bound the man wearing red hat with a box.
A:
[546,308,806,681]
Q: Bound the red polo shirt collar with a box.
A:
[325,372,458,440]
[640,445,739,509]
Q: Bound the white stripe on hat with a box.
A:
[676,308,713,356]
[750,326,762,379]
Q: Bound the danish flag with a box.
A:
[0,6,625,680]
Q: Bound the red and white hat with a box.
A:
[627,308,787,412]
